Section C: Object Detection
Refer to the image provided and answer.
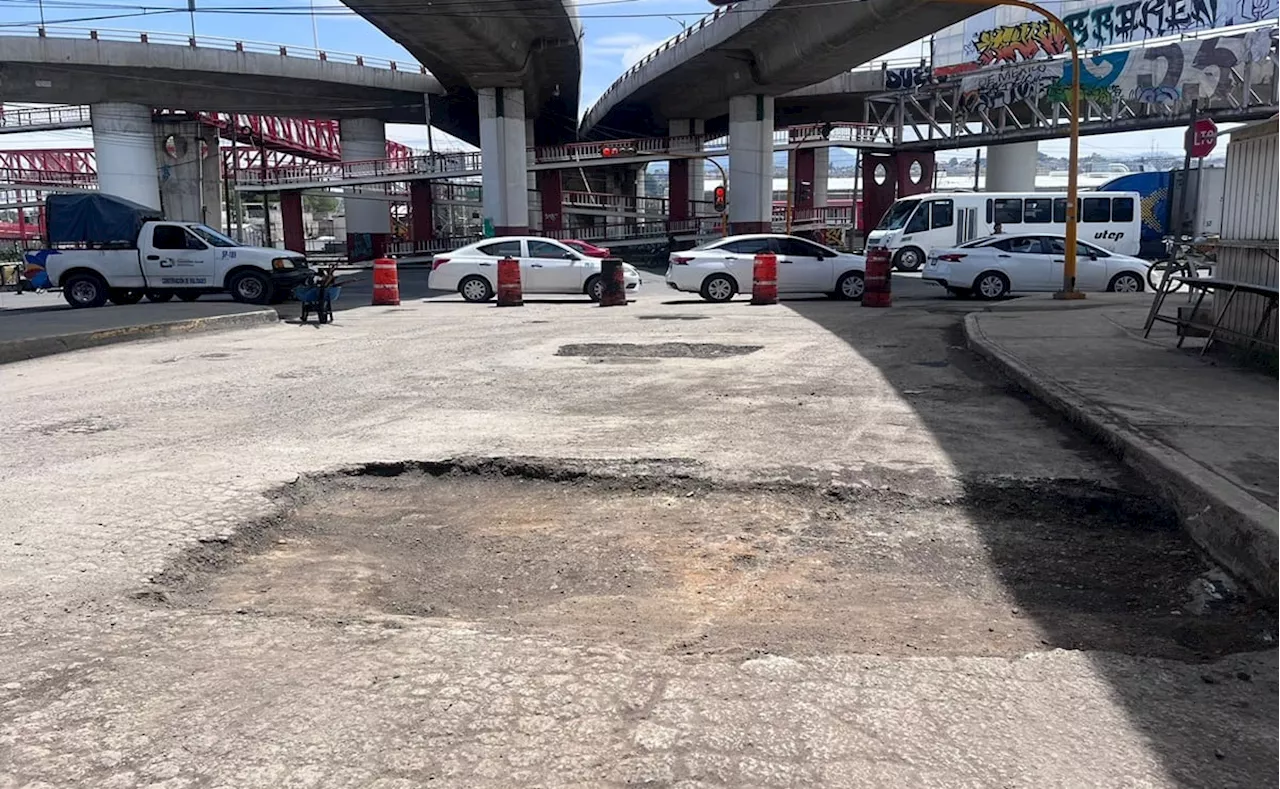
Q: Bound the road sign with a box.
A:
[1186,118,1218,159]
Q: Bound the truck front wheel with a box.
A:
[63,272,109,308]
[229,270,274,305]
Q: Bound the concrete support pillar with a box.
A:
[984,142,1038,192]
[537,170,563,233]
[91,102,161,211]
[478,87,528,236]
[154,119,222,229]
[410,181,434,244]
[340,117,391,261]
[728,95,775,234]
[280,191,305,253]
[668,119,705,222]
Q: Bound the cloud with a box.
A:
[585,31,669,70]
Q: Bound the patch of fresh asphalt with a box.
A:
[0,276,1275,787]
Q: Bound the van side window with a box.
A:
[1082,197,1111,223]
[905,207,929,233]
[1024,198,1053,224]
[930,199,954,229]
[1052,198,1068,223]
[985,199,993,224]
[1111,197,1135,222]
[993,199,1022,224]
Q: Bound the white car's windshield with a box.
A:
[875,199,920,231]
[188,224,239,248]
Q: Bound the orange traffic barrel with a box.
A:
[862,246,892,308]
[496,256,523,307]
[751,253,778,305]
[599,258,628,306]
[372,257,400,306]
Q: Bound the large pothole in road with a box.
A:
[149,462,1272,660]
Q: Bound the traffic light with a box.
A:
[601,144,638,157]
[713,185,727,213]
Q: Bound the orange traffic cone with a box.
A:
[372,257,400,306]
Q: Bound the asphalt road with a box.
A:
[2,277,1273,787]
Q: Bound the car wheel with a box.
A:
[177,292,201,302]
[893,246,926,272]
[107,288,145,305]
[835,271,865,300]
[973,271,1011,300]
[459,275,494,303]
[700,273,736,303]
[145,290,174,303]
[585,274,603,302]
[229,270,273,304]
[946,287,972,300]
[1108,272,1144,293]
[62,272,109,308]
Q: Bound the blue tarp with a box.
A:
[46,193,163,246]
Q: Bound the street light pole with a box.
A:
[940,0,1083,298]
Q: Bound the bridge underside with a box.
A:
[0,62,474,136]
[339,0,581,145]
[583,0,977,138]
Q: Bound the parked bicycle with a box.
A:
[1146,235,1218,292]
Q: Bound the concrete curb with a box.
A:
[0,309,280,365]
[964,312,1279,604]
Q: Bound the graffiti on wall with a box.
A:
[956,29,1275,111]
[885,64,933,90]
[936,0,1279,72]
[972,20,1069,65]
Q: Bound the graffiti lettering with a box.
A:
[1046,82,1124,104]
[960,64,1061,111]
[1131,84,1183,101]
[972,20,1068,65]
[1191,37,1240,97]
[886,65,933,90]
[1062,0,1216,50]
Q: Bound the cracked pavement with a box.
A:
[1,285,1275,788]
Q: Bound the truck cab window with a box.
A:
[153,225,190,250]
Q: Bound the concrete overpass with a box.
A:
[0,27,453,254]
[335,0,581,235]
[576,0,978,232]
[579,0,978,139]
[337,0,581,147]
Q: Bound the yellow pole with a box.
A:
[939,0,1083,298]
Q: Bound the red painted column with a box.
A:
[895,151,936,199]
[792,148,816,211]
[668,159,690,223]
[410,181,434,244]
[537,170,563,233]
[280,191,305,254]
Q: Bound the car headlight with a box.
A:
[272,257,295,270]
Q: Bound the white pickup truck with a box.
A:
[28,194,311,308]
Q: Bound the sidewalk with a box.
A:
[965,297,1278,602]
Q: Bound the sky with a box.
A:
[0,0,1220,158]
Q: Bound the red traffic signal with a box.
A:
[601,144,638,158]
[713,185,727,213]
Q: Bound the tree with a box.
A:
[303,194,340,216]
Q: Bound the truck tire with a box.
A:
[228,270,273,305]
[108,289,145,305]
[63,272,109,308]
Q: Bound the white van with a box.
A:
[866,191,1143,271]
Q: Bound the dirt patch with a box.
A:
[148,462,1273,661]
[556,342,761,359]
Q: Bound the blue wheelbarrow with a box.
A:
[294,281,342,324]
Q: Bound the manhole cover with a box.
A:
[557,343,761,359]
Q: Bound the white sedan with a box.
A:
[665,234,866,302]
[430,236,641,302]
[922,234,1151,299]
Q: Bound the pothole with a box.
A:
[556,343,762,359]
[142,461,1273,661]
